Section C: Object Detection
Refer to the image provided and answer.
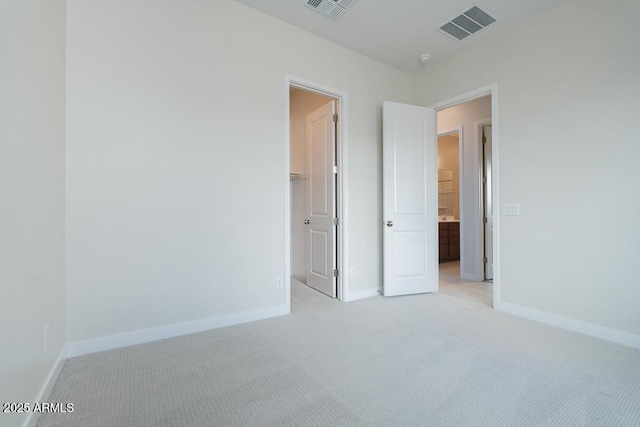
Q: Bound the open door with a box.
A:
[483,124,494,281]
[305,101,337,297]
[382,101,438,297]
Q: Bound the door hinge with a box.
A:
[482,136,487,144]
[484,217,488,224]
[333,217,339,226]
[483,176,487,184]
[333,269,339,277]
[332,113,338,123]
[483,257,488,264]
[332,165,338,174]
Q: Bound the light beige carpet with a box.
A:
[38,280,640,426]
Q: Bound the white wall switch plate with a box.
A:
[501,203,520,216]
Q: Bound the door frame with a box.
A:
[430,84,500,308]
[284,74,348,308]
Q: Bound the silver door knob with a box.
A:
[304,219,310,225]
[386,221,393,227]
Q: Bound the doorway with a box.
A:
[433,93,494,307]
[286,77,346,305]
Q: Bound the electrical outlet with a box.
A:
[43,324,50,351]
[349,267,356,278]
[275,276,283,289]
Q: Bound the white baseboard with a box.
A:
[67,305,289,358]
[495,301,640,350]
[24,346,67,427]
[344,287,379,302]
[461,272,482,282]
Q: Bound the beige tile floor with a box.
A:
[438,261,493,307]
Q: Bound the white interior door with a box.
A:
[305,101,336,297]
[382,101,438,297]
[483,124,494,280]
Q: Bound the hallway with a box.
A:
[439,261,492,307]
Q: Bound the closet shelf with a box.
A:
[290,173,306,181]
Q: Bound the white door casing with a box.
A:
[306,101,337,297]
[383,101,438,297]
[483,124,494,280]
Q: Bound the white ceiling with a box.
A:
[233,0,563,74]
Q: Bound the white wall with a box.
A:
[437,135,460,219]
[437,97,491,281]
[289,88,332,277]
[66,0,413,349]
[0,0,67,425]
[415,0,640,338]
[290,88,331,176]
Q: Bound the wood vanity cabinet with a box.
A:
[439,222,460,263]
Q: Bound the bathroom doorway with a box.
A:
[436,95,493,307]
[437,130,461,264]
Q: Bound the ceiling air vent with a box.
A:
[439,4,497,41]
[306,0,359,20]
